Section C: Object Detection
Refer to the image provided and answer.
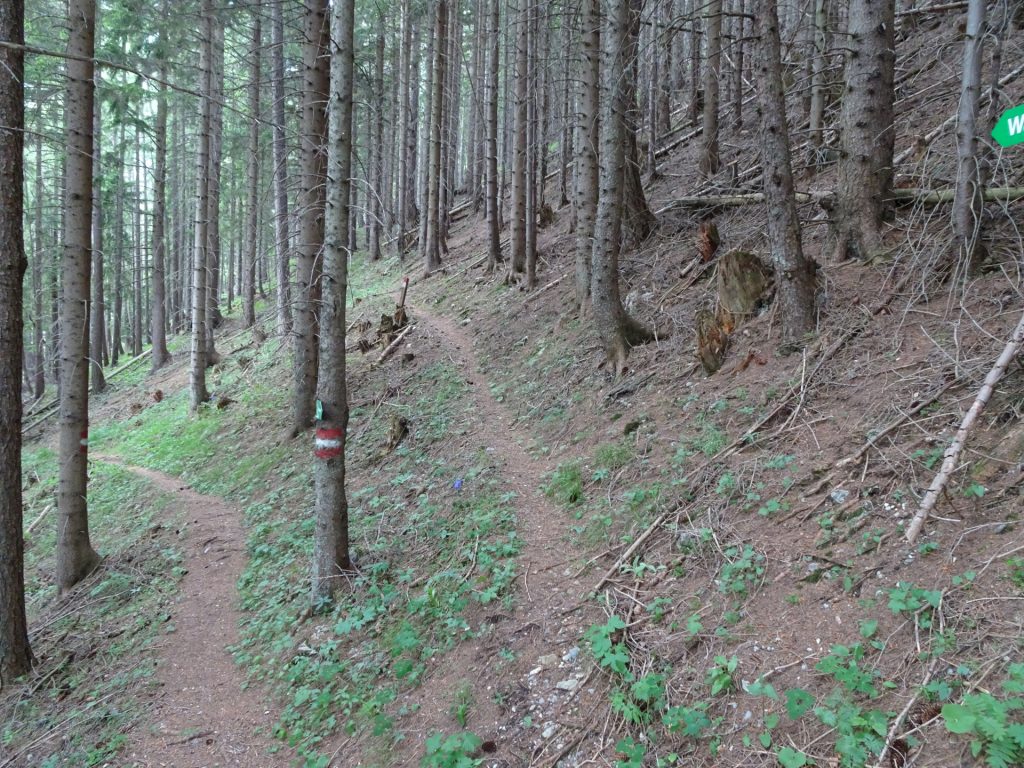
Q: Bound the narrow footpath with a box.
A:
[106,461,291,768]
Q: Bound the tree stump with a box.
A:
[716,249,773,333]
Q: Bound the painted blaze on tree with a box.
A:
[992,104,1024,148]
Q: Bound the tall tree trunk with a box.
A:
[575,0,600,310]
[89,79,106,391]
[111,126,123,366]
[133,135,143,356]
[807,0,827,164]
[953,0,986,269]
[395,0,413,257]
[485,0,502,272]
[592,0,655,374]
[151,60,171,369]
[700,0,722,175]
[731,0,746,129]
[423,0,447,274]
[313,0,355,605]
[508,0,528,280]
[559,19,574,209]
[243,11,261,328]
[757,0,817,349]
[190,0,213,410]
[621,0,657,243]
[270,0,292,336]
[832,0,895,261]
[687,0,701,125]
[206,14,224,358]
[58,0,101,592]
[467,0,482,211]
[292,0,329,435]
[525,3,538,288]
[368,24,385,262]
[0,0,33,679]
[32,127,45,398]
[419,28,434,265]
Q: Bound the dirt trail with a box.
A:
[102,461,290,768]
[410,303,591,621]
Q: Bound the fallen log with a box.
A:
[373,324,416,368]
[905,308,1024,544]
[656,186,1024,215]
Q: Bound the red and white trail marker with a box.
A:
[314,427,344,460]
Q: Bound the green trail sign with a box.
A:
[992,104,1024,148]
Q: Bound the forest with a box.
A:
[2,0,1024,766]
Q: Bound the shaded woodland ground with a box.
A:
[3,1,1024,768]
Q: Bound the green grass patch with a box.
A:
[3,450,183,767]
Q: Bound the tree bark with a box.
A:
[423,0,447,273]
[756,0,817,350]
[190,0,213,410]
[731,0,745,129]
[525,3,539,288]
[395,0,413,257]
[89,79,106,392]
[292,0,329,435]
[622,0,657,243]
[32,125,44,398]
[132,134,143,357]
[312,0,355,605]
[952,0,986,269]
[591,0,656,373]
[833,0,895,261]
[270,0,292,336]
[368,23,385,262]
[508,0,529,279]
[151,55,171,370]
[243,11,261,328]
[205,15,224,358]
[58,0,102,592]
[0,0,33,679]
[111,124,124,366]
[807,0,828,164]
[700,0,722,175]
[485,0,502,272]
[575,0,600,310]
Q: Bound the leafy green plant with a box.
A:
[615,736,646,768]
[764,453,796,470]
[887,582,942,628]
[594,442,634,472]
[545,463,584,505]
[422,731,483,768]
[941,663,1024,768]
[816,644,879,697]
[706,655,738,695]
[813,691,889,768]
[663,703,712,737]
[717,545,765,597]
[1007,557,1024,592]
[451,683,473,728]
[963,482,987,499]
[585,616,630,676]
[776,746,811,767]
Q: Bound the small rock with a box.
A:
[830,489,850,504]
[542,723,557,739]
[537,654,559,668]
[555,678,580,692]
[562,646,580,664]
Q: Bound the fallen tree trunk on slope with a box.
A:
[905,308,1024,544]
[656,186,1024,215]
